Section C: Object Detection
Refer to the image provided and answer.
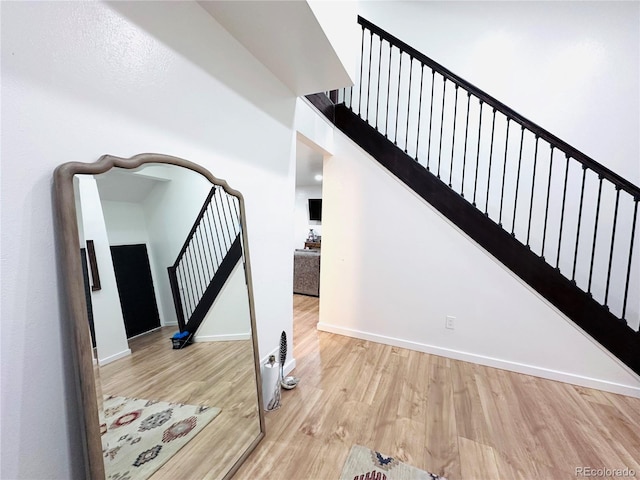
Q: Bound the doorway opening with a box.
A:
[110,244,161,339]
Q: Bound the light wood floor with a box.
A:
[235,294,640,479]
[98,328,261,480]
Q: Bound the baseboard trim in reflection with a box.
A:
[193,332,252,342]
[98,348,131,366]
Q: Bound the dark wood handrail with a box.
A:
[357,15,640,198]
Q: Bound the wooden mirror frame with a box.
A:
[54,153,265,479]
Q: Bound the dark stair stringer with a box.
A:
[330,102,640,376]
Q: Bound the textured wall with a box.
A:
[1,2,298,478]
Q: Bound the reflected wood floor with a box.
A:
[235,294,640,479]
[98,327,261,480]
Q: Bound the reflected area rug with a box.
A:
[100,395,221,480]
[340,445,447,480]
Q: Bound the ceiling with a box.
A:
[200,0,347,189]
[95,152,323,199]
[198,1,355,95]
[94,167,169,204]
[94,150,321,199]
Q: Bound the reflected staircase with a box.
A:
[168,186,243,336]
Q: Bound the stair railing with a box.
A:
[334,16,639,330]
[168,186,242,331]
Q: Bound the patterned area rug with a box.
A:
[340,445,447,480]
[100,395,221,480]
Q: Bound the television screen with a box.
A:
[308,198,322,221]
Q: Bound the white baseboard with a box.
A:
[98,348,131,366]
[284,358,296,376]
[317,322,640,399]
[128,327,162,341]
[193,332,252,342]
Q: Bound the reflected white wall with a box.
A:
[101,199,169,327]
[141,167,212,327]
[76,176,131,365]
[195,262,252,341]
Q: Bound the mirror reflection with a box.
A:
[72,162,261,480]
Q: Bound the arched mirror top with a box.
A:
[55,153,245,199]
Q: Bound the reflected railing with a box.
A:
[168,186,243,332]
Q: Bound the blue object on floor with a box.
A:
[170,330,193,349]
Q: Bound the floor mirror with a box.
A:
[54,153,264,479]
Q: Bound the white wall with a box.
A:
[294,98,335,249]
[294,185,323,248]
[200,0,357,95]
[101,200,151,247]
[319,130,640,397]
[141,167,212,327]
[101,199,169,327]
[295,98,335,155]
[358,1,640,183]
[347,0,639,327]
[308,0,359,86]
[76,178,131,366]
[1,2,300,478]
[195,262,252,342]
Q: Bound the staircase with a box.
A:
[168,186,243,335]
[308,16,640,375]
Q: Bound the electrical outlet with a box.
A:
[445,315,456,330]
